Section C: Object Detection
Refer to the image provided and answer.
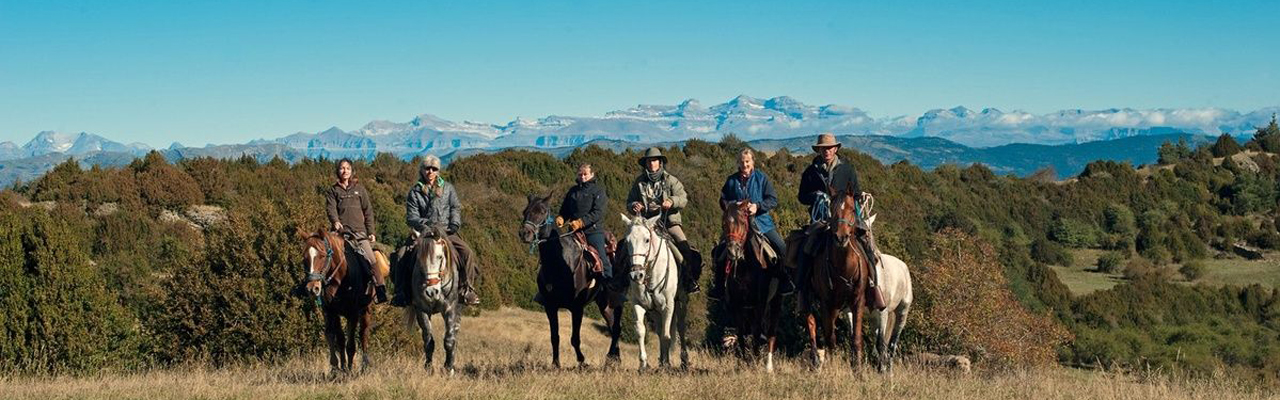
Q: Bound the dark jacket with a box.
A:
[625,169,688,226]
[326,180,375,236]
[799,156,860,205]
[559,178,607,234]
[406,179,462,234]
[720,169,779,234]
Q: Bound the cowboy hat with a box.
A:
[637,147,667,167]
[812,133,841,152]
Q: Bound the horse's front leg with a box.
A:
[359,311,373,373]
[805,313,820,369]
[344,314,359,373]
[324,312,343,376]
[415,309,436,372]
[675,296,690,370]
[545,306,561,368]
[598,296,622,364]
[822,307,838,370]
[851,293,867,370]
[443,305,460,376]
[633,303,649,371]
[658,303,675,369]
[570,306,588,367]
[875,309,890,373]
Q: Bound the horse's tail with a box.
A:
[402,306,418,332]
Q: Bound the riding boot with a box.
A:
[375,285,388,304]
[860,235,887,310]
[675,240,701,293]
[457,260,481,306]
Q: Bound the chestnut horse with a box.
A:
[803,190,873,369]
[715,200,785,372]
[518,193,625,368]
[299,229,375,375]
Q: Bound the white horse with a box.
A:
[620,213,689,370]
[860,213,913,374]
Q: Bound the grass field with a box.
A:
[1,307,1270,400]
[1050,249,1126,295]
[1051,249,1280,296]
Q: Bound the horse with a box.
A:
[402,227,464,375]
[859,212,914,374]
[715,200,785,372]
[802,188,873,370]
[619,213,689,371]
[518,193,624,368]
[298,228,375,375]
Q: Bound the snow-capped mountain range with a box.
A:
[1,95,1276,163]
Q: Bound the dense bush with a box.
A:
[1095,251,1125,274]
[909,229,1071,366]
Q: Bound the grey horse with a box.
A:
[404,228,464,375]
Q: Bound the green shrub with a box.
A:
[1096,251,1125,273]
[1179,260,1207,281]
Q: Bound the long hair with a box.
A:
[335,158,358,184]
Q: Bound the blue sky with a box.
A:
[1,0,1277,147]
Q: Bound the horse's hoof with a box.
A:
[447,367,456,377]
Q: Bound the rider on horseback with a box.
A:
[710,149,794,299]
[394,155,481,306]
[325,158,387,304]
[557,163,616,288]
[796,133,885,310]
[627,147,703,293]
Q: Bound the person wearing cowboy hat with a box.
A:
[626,147,703,293]
[796,133,886,310]
[396,154,481,306]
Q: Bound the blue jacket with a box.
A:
[720,169,780,234]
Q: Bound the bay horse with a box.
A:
[715,200,784,372]
[518,193,624,368]
[803,188,873,370]
[620,213,689,371]
[299,229,375,375]
[404,227,464,375]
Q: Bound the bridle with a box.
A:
[523,213,556,253]
[627,220,670,291]
[305,233,343,303]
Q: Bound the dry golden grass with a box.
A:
[1,307,1270,400]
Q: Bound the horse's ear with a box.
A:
[294,226,309,240]
[867,214,877,227]
[645,215,661,227]
[543,191,554,202]
[620,213,632,225]
[527,193,537,202]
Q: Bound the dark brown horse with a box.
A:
[715,200,784,372]
[518,193,624,368]
[299,229,375,375]
[803,189,873,369]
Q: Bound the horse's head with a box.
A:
[298,228,346,299]
[415,228,452,299]
[720,200,751,261]
[620,213,662,283]
[832,190,861,246]
[520,192,555,244]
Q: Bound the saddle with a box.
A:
[340,231,389,281]
[557,231,616,292]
